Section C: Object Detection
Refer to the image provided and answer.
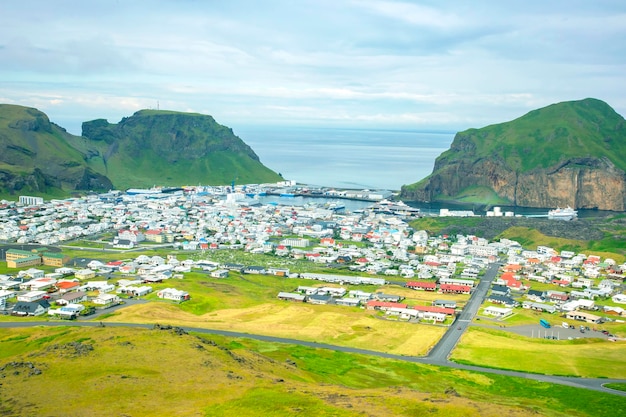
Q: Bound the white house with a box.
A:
[484,306,513,318]
[157,288,190,302]
[93,293,120,307]
[211,269,229,278]
[17,290,47,302]
[612,294,626,304]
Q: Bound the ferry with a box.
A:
[548,206,578,221]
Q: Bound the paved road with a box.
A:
[427,262,500,362]
[0,320,624,397]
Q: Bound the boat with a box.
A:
[548,206,578,221]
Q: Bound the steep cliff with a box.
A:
[400,98,626,211]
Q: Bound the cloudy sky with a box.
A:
[1,0,625,135]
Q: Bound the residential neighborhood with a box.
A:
[0,185,624,341]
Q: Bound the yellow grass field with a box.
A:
[451,327,626,378]
[108,302,446,356]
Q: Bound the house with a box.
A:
[598,279,616,293]
[406,281,437,291]
[612,294,626,304]
[565,311,603,324]
[211,269,229,279]
[12,300,50,316]
[316,287,347,297]
[0,290,15,309]
[412,305,455,316]
[547,291,569,303]
[113,239,134,249]
[440,284,471,294]
[19,268,45,280]
[484,306,513,318]
[307,294,333,305]
[365,300,408,311]
[17,290,47,302]
[117,285,152,297]
[74,269,96,280]
[244,266,266,275]
[335,297,361,307]
[522,301,557,313]
[433,300,457,309]
[57,291,88,305]
[157,288,190,302]
[223,263,244,272]
[372,293,404,302]
[487,294,517,307]
[348,290,372,301]
[491,285,510,297]
[277,292,306,302]
[55,281,80,293]
[526,289,545,302]
[93,293,121,307]
[21,277,56,291]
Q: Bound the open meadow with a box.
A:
[451,327,626,378]
[0,325,624,417]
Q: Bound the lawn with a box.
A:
[451,327,626,378]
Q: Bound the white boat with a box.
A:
[548,206,578,220]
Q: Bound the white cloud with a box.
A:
[0,0,624,134]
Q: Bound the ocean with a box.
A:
[233,125,455,191]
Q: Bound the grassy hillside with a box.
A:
[409,214,626,262]
[0,104,111,197]
[0,326,624,417]
[436,98,626,173]
[81,109,282,189]
[0,104,282,197]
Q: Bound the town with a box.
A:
[0,183,624,343]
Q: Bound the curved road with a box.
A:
[1,319,624,397]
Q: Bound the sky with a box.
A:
[1,0,625,135]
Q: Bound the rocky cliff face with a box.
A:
[400,99,626,211]
[403,155,626,211]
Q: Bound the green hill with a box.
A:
[401,98,626,211]
[80,109,282,189]
[0,105,282,197]
[0,104,112,197]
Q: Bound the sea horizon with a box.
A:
[234,125,456,191]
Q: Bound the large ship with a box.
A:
[548,206,578,220]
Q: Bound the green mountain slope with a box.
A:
[0,105,282,197]
[80,109,282,189]
[401,98,626,211]
[0,104,112,197]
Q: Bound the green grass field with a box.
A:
[451,327,626,378]
[0,326,624,417]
